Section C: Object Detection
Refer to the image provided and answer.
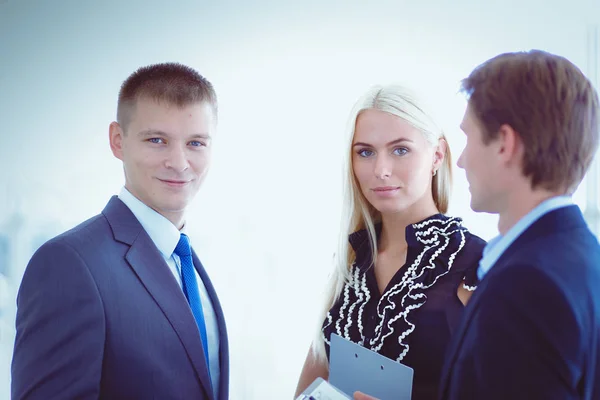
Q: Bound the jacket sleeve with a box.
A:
[11,239,105,400]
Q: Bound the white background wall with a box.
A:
[1,0,599,398]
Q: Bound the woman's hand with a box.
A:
[353,391,379,400]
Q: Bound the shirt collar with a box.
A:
[118,187,183,258]
[478,195,574,280]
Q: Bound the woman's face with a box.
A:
[352,109,443,216]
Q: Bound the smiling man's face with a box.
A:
[110,97,216,227]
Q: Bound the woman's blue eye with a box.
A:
[357,149,374,157]
[189,141,206,147]
[393,147,408,155]
[148,138,165,144]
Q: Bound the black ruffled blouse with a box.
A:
[322,214,486,400]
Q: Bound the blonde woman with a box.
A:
[295,85,486,400]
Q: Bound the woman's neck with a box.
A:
[378,200,439,253]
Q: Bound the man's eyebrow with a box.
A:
[137,129,168,137]
[137,130,211,140]
[189,133,212,140]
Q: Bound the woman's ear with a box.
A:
[433,137,447,173]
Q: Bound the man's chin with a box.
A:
[470,200,493,214]
[160,203,189,214]
[469,199,484,213]
[154,198,191,214]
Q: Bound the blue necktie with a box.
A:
[174,233,210,373]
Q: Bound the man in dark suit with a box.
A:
[11,63,228,400]
[438,50,600,399]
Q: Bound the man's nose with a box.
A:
[165,145,189,172]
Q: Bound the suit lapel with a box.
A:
[439,205,587,397]
[192,252,229,400]
[103,196,214,400]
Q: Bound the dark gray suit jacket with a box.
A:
[11,196,229,400]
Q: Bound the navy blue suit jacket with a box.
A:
[439,205,600,400]
[11,196,229,400]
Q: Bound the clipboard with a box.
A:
[295,377,351,400]
[329,333,414,400]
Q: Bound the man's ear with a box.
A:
[109,121,125,160]
[496,123,522,166]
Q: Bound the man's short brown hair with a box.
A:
[117,62,217,132]
[461,50,599,193]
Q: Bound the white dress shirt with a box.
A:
[118,187,220,397]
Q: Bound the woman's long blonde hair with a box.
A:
[313,84,453,361]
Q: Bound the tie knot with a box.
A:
[174,233,192,258]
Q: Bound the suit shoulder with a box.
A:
[479,264,574,321]
[61,213,109,236]
[507,236,600,309]
[49,213,110,245]
[32,213,114,263]
[511,229,600,277]
[23,214,116,297]
[22,218,108,293]
[484,261,589,318]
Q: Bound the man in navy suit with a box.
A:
[11,63,228,400]
[437,51,600,399]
